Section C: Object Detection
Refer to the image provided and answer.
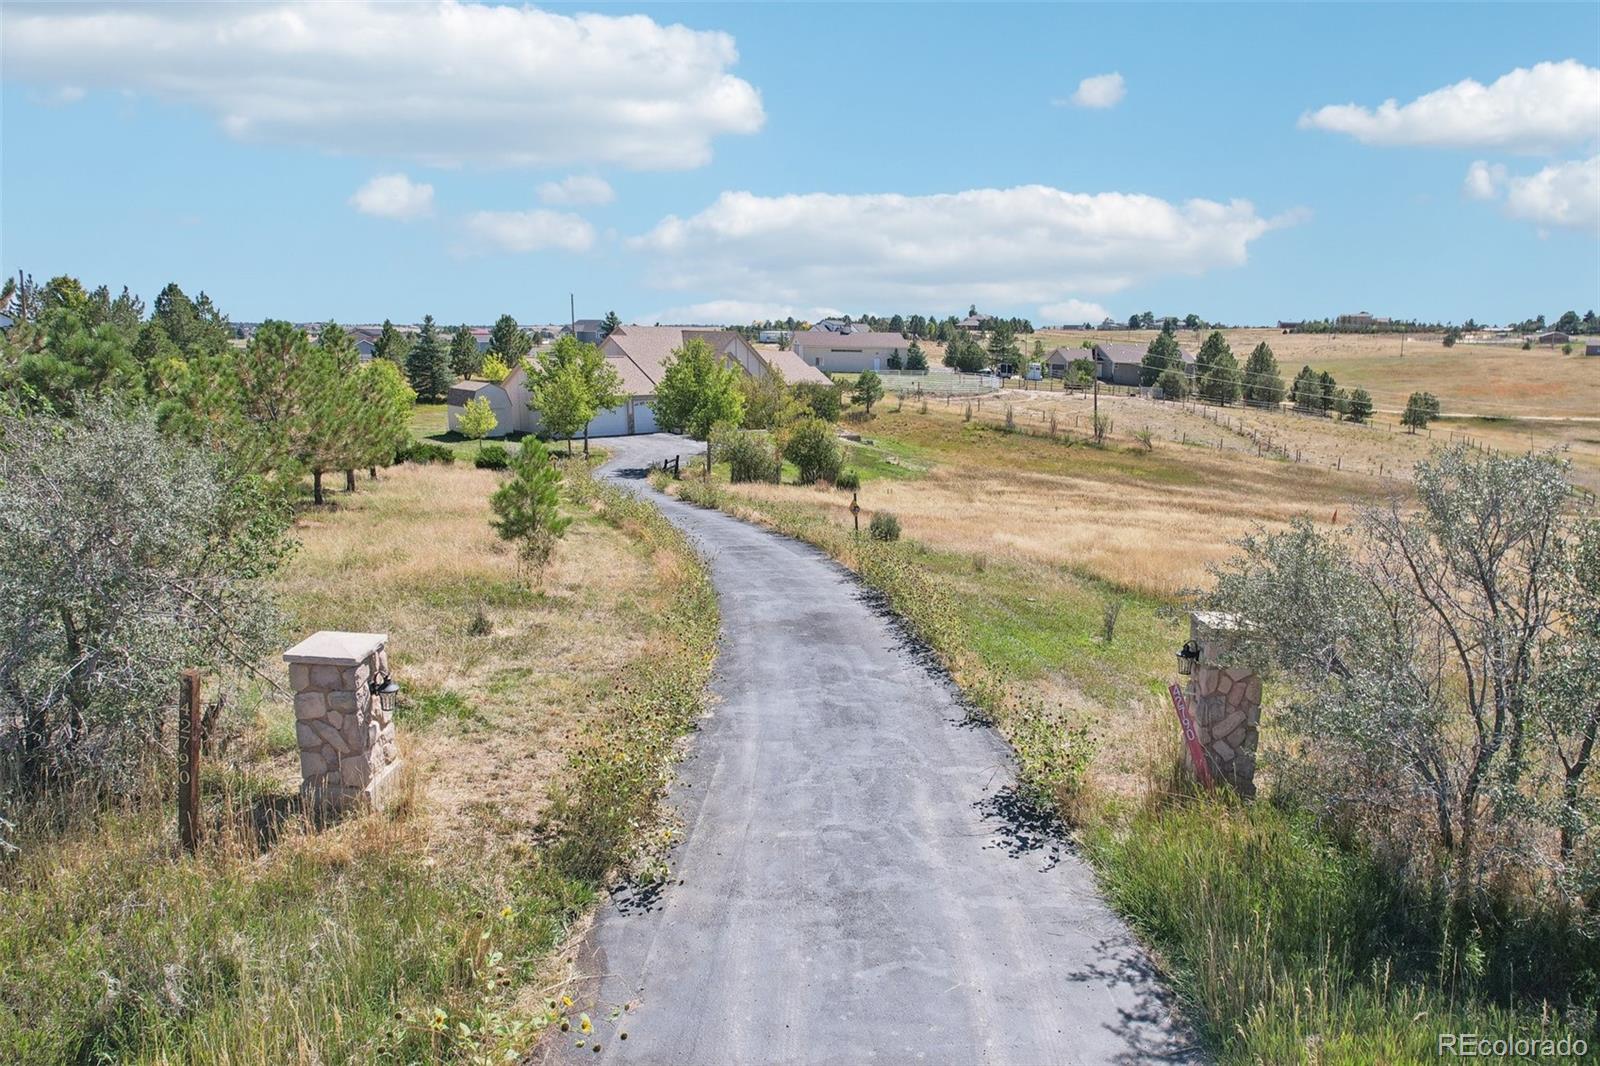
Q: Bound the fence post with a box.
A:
[178,668,202,853]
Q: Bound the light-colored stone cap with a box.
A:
[284,631,387,666]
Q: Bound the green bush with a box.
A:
[793,381,843,422]
[712,425,780,483]
[868,511,901,541]
[474,443,510,470]
[398,439,456,465]
[781,417,842,483]
[835,469,861,491]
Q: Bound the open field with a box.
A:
[1034,327,1600,419]
[729,404,1394,599]
[0,460,715,1063]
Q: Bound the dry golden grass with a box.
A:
[731,406,1391,599]
[1035,327,1600,419]
[271,461,681,858]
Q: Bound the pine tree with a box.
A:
[886,347,904,370]
[372,319,410,367]
[1195,331,1241,405]
[449,323,483,379]
[489,438,571,583]
[905,339,927,371]
[406,315,452,402]
[599,310,622,339]
[1242,342,1284,406]
[1140,331,1182,386]
[488,313,531,368]
[1347,388,1374,423]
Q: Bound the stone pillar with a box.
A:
[1184,612,1262,797]
[284,631,401,812]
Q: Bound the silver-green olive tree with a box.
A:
[0,402,289,812]
[1202,445,1597,910]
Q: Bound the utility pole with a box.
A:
[570,293,576,336]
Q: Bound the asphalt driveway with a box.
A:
[557,433,1196,1064]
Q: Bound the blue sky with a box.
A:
[3,2,1596,327]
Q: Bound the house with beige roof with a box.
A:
[446,324,830,440]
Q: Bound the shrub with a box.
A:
[712,425,780,483]
[868,511,902,542]
[781,417,842,483]
[835,469,861,491]
[1563,342,1574,355]
[793,381,843,422]
[0,403,288,802]
[398,439,455,465]
[474,443,510,469]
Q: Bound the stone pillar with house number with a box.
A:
[284,631,402,812]
[1179,611,1263,797]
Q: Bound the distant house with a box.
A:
[1277,320,1303,331]
[1042,346,1092,378]
[957,313,992,332]
[1090,341,1195,386]
[1336,311,1392,328]
[757,329,792,344]
[563,319,605,345]
[446,324,827,439]
[791,327,913,373]
[1537,330,1570,346]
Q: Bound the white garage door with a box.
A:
[633,401,658,434]
[587,403,630,438]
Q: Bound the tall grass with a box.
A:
[0,467,718,1064]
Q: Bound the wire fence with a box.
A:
[877,370,999,396]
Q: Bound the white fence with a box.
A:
[877,370,1000,396]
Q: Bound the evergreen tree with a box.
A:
[1290,365,1321,411]
[853,369,885,414]
[489,438,571,583]
[449,324,483,379]
[1195,331,1241,405]
[986,322,1019,369]
[905,339,928,371]
[1242,342,1284,406]
[405,315,452,402]
[488,313,532,368]
[1401,391,1441,433]
[1318,370,1338,414]
[600,310,622,339]
[1140,331,1182,386]
[372,319,410,367]
[886,347,904,370]
[1347,388,1374,423]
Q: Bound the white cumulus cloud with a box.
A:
[630,185,1296,313]
[1299,60,1600,152]
[349,173,435,220]
[1503,156,1599,234]
[463,209,595,254]
[1039,299,1112,324]
[538,176,616,206]
[1064,73,1125,110]
[1462,161,1506,200]
[1463,156,1599,234]
[0,1,765,170]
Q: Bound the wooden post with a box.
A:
[178,669,202,853]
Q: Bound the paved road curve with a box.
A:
[559,434,1197,1065]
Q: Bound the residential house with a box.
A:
[757,329,792,344]
[1537,330,1570,346]
[790,327,913,373]
[957,313,992,332]
[1090,341,1195,387]
[1336,311,1392,328]
[563,319,606,345]
[1043,346,1093,379]
[446,324,828,439]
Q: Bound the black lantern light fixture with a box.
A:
[1176,640,1201,676]
[369,672,400,714]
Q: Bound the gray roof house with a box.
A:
[791,328,914,373]
[563,319,606,345]
[1091,341,1196,387]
